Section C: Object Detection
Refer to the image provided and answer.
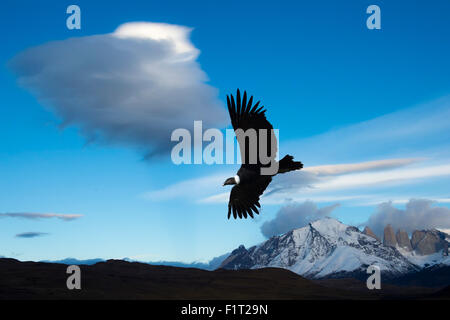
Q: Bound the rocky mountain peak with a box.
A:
[219,245,252,270]
[411,229,448,256]
[383,224,398,247]
[396,229,413,251]
[363,226,380,242]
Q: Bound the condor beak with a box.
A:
[223,178,233,186]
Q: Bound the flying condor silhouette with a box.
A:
[223,89,303,219]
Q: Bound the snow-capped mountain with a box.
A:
[220,217,428,279]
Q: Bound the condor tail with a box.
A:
[278,155,303,174]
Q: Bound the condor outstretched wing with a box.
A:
[227,89,277,170]
[227,175,272,219]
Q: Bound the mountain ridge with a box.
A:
[0,257,443,299]
[38,253,230,270]
[220,217,449,280]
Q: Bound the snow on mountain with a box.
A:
[220,217,420,279]
[398,247,450,268]
[437,229,450,239]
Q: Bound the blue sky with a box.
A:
[1,0,450,262]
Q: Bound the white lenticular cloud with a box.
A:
[10,22,227,157]
[114,22,197,57]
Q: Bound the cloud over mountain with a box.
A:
[10,22,227,156]
[260,201,340,238]
[365,199,450,236]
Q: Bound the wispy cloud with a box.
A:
[201,158,425,205]
[304,158,422,176]
[0,212,82,221]
[15,232,48,238]
[346,197,450,207]
[142,173,228,201]
[311,163,450,192]
[263,162,450,206]
[142,157,436,205]
[199,190,370,205]
[268,158,423,193]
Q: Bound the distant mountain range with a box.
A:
[31,217,450,287]
[40,253,230,270]
[220,218,450,283]
[40,258,104,265]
